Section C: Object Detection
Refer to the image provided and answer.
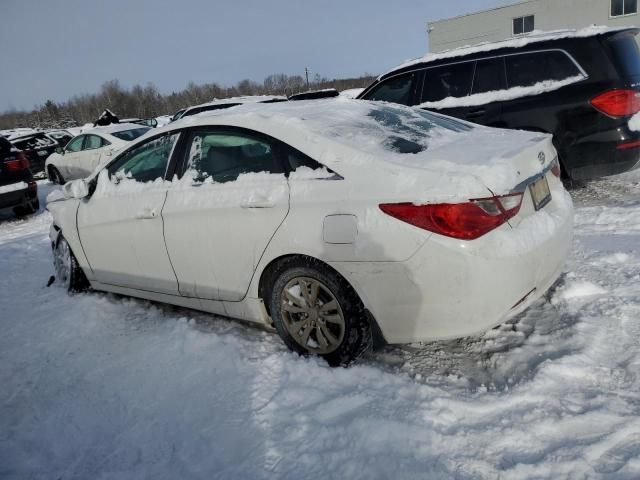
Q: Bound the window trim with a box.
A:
[610,0,638,17]
[512,14,535,36]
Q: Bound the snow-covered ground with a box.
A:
[1,171,640,479]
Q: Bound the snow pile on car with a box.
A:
[174,98,552,199]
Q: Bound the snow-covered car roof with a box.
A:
[82,123,150,136]
[380,25,638,79]
[161,97,547,197]
[187,95,287,111]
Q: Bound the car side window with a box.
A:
[421,62,474,103]
[84,135,104,150]
[286,148,326,171]
[472,58,507,94]
[107,133,180,183]
[184,131,284,183]
[65,135,84,153]
[505,51,582,88]
[361,73,416,106]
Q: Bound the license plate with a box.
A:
[529,176,551,211]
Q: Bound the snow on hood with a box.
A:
[170,98,551,198]
[381,25,633,79]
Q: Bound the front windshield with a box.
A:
[111,127,151,141]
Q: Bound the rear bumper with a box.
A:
[0,183,38,211]
[564,126,640,180]
[331,189,574,344]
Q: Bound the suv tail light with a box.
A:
[380,193,524,241]
[4,152,30,171]
[550,156,562,177]
[590,89,640,117]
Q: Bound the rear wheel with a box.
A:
[48,166,64,185]
[53,234,88,292]
[269,258,371,366]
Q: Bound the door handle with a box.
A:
[135,208,158,219]
[241,200,275,208]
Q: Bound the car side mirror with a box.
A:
[62,179,89,199]
[56,146,64,155]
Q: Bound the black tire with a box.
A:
[48,166,64,185]
[53,234,89,292]
[269,257,371,366]
[13,198,39,217]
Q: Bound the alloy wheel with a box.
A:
[280,276,345,354]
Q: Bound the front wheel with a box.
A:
[269,259,371,366]
[53,234,88,292]
[48,166,64,185]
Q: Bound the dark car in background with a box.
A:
[9,132,59,175]
[0,137,38,218]
[359,27,640,181]
[45,129,74,148]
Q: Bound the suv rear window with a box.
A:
[505,51,582,88]
[608,34,640,82]
[421,62,474,102]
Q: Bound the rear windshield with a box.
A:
[11,133,57,149]
[183,103,241,118]
[111,127,150,141]
[365,105,472,154]
[608,34,640,82]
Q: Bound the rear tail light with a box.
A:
[4,152,30,170]
[590,89,640,117]
[550,156,562,177]
[380,193,524,241]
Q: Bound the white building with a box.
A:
[428,0,639,52]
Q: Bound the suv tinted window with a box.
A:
[608,34,640,81]
[472,58,507,94]
[184,131,283,183]
[108,133,179,183]
[421,62,474,103]
[362,73,415,105]
[505,51,582,88]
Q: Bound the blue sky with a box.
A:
[0,0,513,112]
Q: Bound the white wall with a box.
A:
[428,0,639,52]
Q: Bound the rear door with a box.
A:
[162,127,290,301]
[73,134,108,178]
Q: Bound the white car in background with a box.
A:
[47,99,573,366]
[45,123,150,183]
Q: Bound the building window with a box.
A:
[513,15,535,35]
[611,0,638,16]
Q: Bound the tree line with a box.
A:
[0,73,376,130]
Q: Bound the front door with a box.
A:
[77,132,181,294]
[162,128,290,301]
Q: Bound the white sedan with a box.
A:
[45,123,150,183]
[47,99,573,366]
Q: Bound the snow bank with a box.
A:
[382,25,631,78]
[0,181,28,194]
[2,178,640,478]
[419,75,585,110]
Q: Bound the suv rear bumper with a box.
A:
[0,182,38,212]
[565,126,640,180]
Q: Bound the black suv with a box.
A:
[10,132,59,175]
[0,137,39,218]
[358,27,640,181]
